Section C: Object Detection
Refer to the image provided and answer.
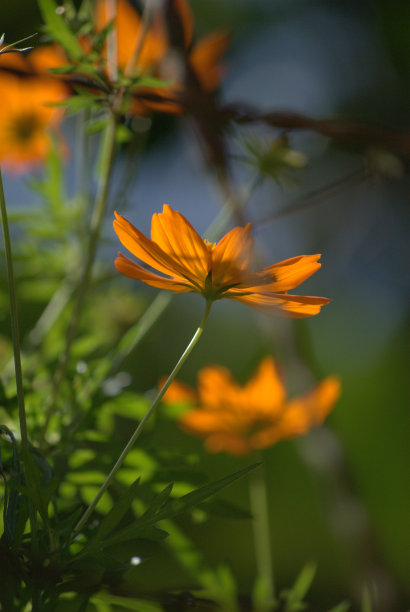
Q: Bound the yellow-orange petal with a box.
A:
[113,211,194,281]
[190,31,230,92]
[212,224,254,286]
[180,409,229,435]
[161,379,197,405]
[264,376,340,442]
[28,44,68,75]
[284,376,341,427]
[173,0,195,48]
[197,365,239,410]
[243,356,286,412]
[150,204,211,282]
[95,0,167,73]
[205,432,252,456]
[231,292,331,318]
[114,253,191,291]
[250,426,282,450]
[258,254,322,292]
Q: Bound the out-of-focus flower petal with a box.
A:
[171,357,340,457]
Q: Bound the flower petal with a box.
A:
[244,356,286,412]
[212,224,254,286]
[231,291,331,318]
[180,409,228,435]
[283,376,341,430]
[114,253,191,291]
[151,204,211,283]
[197,365,239,410]
[161,379,197,405]
[205,432,252,456]
[258,254,322,291]
[114,211,194,281]
[250,376,340,448]
[190,31,230,92]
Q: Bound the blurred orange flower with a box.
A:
[163,357,340,456]
[113,205,331,317]
[95,0,168,76]
[0,72,66,172]
[96,0,228,113]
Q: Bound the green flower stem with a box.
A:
[249,459,276,604]
[41,112,118,441]
[73,299,212,535]
[0,168,38,553]
[0,170,28,447]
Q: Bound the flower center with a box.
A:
[204,238,216,251]
[12,112,40,143]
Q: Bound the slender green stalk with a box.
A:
[0,170,28,447]
[249,460,276,604]
[73,300,212,535]
[0,168,38,552]
[41,113,118,440]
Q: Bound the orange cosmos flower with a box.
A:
[163,357,340,457]
[113,205,331,317]
[0,72,66,172]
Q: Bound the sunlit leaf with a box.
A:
[282,561,317,611]
[38,0,84,60]
[94,478,141,542]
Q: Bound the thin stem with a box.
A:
[249,460,275,604]
[0,168,38,553]
[73,300,212,535]
[105,0,118,83]
[254,166,368,227]
[0,170,28,447]
[125,0,155,78]
[42,113,118,441]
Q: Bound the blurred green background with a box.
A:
[2,1,409,610]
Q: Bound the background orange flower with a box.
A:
[0,72,66,172]
[164,357,340,456]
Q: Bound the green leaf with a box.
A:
[94,478,141,542]
[252,575,275,612]
[0,425,28,545]
[38,0,84,60]
[140,483,173,520]
[92,20,114,54]
[201,497,252,519]
[58,94,103,115]
[154,462,260,522]
[282,562,317,611]
[105,463,260,547]
[91,592,163,612]
[21,445,54,524]
[200,565,239,612]
[115,124,133,144]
